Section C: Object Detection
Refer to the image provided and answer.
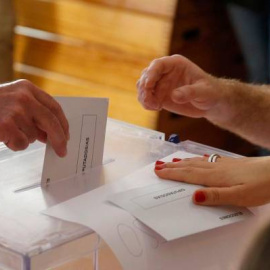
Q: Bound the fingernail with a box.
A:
[172,158,182,162]
[155,166,164,171]
[155,160,165,165]
[194,191,206,203]
[58,145,67,157]
[204,154,210,157]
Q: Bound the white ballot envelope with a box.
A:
[41,97,108,186]
[108,151,253,241]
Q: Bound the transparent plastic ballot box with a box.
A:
[0,118,243,270]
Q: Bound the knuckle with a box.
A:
[0,118,14,131]
[158,56,169,62]
[11,107,25,118]
[171,54,184,61]
[151,58,161,65]
[15,91,31,104]
[210,188,220,203]
[182,167,193,175]
[16,79,33,90]
[211,169,228,186]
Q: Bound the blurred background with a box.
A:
[1,0,268,156]
[0,1,269,268]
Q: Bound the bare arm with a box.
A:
[137,55,270,149]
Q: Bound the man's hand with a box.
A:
[137,55,225,119]
[155,156,270,207]
[137,54,270,149]
[0,80,69,157]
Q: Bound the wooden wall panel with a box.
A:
[80,0,220,17]
[14,33,151,93]
[14,0,174,129]
[81,0,177,17]
[14,0,173,57]
[14,64,157,129]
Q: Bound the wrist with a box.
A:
[205,78,245,126]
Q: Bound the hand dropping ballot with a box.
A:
[41,97,108,186]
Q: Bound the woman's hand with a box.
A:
[154,156,270,207]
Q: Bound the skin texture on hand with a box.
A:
[155,156,270,207]
[137,55,270,149]
[0,79,69,157]
[137,55,226,118]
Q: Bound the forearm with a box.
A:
[207,78,270,149]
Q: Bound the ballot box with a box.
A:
[0,118,269,270]
[0,118,168,270]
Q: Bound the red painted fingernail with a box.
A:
[194,191,206,203]
[204,154,210,157]
[172,158,182,162]
[155,166,164,171]
[155,160,165,165]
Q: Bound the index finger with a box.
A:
[34,104,67,157]
[30,86,70,140]
[155,167,230,187]
[144,58,167,89]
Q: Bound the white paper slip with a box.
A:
[41,97,108,186]
[43,150,256,270]
[108,168,253,241]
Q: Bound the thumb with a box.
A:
[192,186,244,207]
[171,83,217,110]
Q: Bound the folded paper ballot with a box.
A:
[41,97,108,186]
[108,162,253,241]
[43,151,253,270]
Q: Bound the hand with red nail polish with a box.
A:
[156,160,165,165]
[194,191,206,203]
[154,155,270,207]
[155,165,164,171]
